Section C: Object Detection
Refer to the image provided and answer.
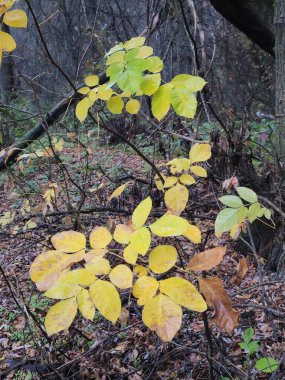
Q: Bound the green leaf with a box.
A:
[171,74,206,92]
[264,208,272,220]
[117,70,143,94]
[248,203,261,222]
[106,62,124,82]
[215,207,248,234]
[170,88,197,118]
[140,74,161,96]
[219,195,243,208]
[239,342,248,350]
[106,50,125,65]
[126,58,149,72]
[243,327,254,344]
[236,187,258,203]
[248,341,259,355]
[255,357,278,373]
[151,84,172,121]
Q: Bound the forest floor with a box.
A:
[0,140,285,380]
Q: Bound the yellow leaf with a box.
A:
[0,30,16,53]
[108,182,130,201]
[167,158,183,174]
[129,227,151,255]
[186,246,226,271]
[180,158,191,171]
[85,258,111,275]
[85,249,107,262]
[146,56,164,73]
[44,282,82,299]
[113,223,132,244]
[89,280,121,323]
[29,250,84,291]
[90,227,112,249]
[163,176,178,188]
[159,277,207,312]
[123,36,145,50]
[109,264,133,289]
[134,265,148,277]
[107,96,124,114]
[132,196,152,229]
[136,45,153,58]
[126,99,141,114]
[133,276,159,306]
[3,9,27,28]
[142,294,182,342]
[164,183,189,215]
[75,97,90,123]
[170,88,197,118]
[179,174,196,185]
[85,75,99,87]
[189,143,211,164]
[190,165,207,177]
[171,74,206,92]
[53,268,96,286]
[97,83,113,100]
[151,84,172,121]
[123,244,138,265]
[183,224,201,243]
[77,289,95,320]
[149,214,189,237]
[149,245,177,274]
[51,231,86,253]
[0,0,14,15]
[77,86,90,95]
[45,298,77,336]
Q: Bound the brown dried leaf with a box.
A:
[186,246,226,272]
[199,277,239,334]
[230,258,248,285]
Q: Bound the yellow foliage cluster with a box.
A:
[0,0,27,64]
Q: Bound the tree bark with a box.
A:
[274,0,285,162]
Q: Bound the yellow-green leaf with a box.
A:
[140,74,161,96]
[171,74,206,92]
[149,245,177,274]
[77,289,95,320]
[164,183,189,215]
[89,280,121,323]
[123,244,138,265]
[109,264,133,289]
[183,224,201,243]
[142,294,182,342]
[97,83,113,100]
[179,174,196,185]
[3,9,27,28]
[85,75,99,87]
[146,56,164,73]
[107,96,124,114]
[170,88,197,118]
[77,86,90,95]
[151,84,172,121]
[133,276,159,306]
[159,277,207,312]
[85,258,111,275]
[45,298,77,336]
[123,37,145,50]
[190,165,207,177]
[51,231,86,253]
[129,227,151,255]
[113,223,132,244]
[75,97,90,123]
[132,196,152,229]
[149,214,189,237]
[90,226,112,249]
[125,99,140,114]
[189,143,211,164]
[106,50,125,65]
[136,45,153,58]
